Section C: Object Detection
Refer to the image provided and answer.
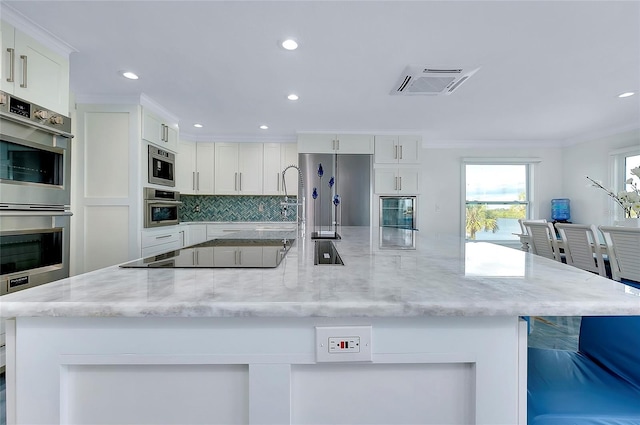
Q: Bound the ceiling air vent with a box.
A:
[390,65,480,96]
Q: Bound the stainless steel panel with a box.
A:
[0,117,72,208]
[336,154,371,226]
[300,153,371,233]
[0,211,71,295]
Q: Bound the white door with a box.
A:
[374,169,399,194]
[0,22,16,94]
[336,134,374,154]
[374,136,399,164]
[397,136,421,164]
[263,143,282,195]
[215,143,239,194]
[12,29,70,115]
[196,143,216,194]
[281,143,299,196]
[398,169,419,194]
[238,143,263,195]
[176,141,197,194]
[297,134,335,153]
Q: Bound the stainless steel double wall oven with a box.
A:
[0,91,72,296]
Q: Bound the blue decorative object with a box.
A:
[333,194,340,206]
[317,163,324,178]
[328,177,334,188]
[312,188,318,199]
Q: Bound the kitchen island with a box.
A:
[2,226,639,425]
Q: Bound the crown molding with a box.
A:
[423,139,565,149]
[1,3,77,56]
[562,123,640,147]
[180,132,297,143]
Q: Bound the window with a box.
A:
[464,163,531,241]
[611,147,640,219]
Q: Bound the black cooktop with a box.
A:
[120,238,294,268]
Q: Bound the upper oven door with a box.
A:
[0,116,72,208]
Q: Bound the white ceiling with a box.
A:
[3,1,640,145]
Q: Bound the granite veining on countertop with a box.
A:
[2,227,639,318]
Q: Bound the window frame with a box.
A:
[461,158,540,243]
[609,146,640,220]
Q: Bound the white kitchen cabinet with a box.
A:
[297,134,373,154]
[374,135,421,164]
[141,227,183,257]
[0,21,70,115]
[176,141,215,195]
[215,143,263,195]
[142,108,178,152]
[263,143,298,195]
[196,143,215,194]
[374,168,419,194]
[176,140,197,194]
[213,246,264,267]
[186,223,207,246]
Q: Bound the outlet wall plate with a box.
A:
[315,325,372,362]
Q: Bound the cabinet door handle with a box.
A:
[234,172,238,191]
[336,139,340,151]
[6,48,14,82]
[399,145,403,160]
[192,172,196,191]
[239,172,242,191]
[394,144,398,160]
[332,139,335,150]
[399,176,402,191]
[277,173,280,191]
[394,176,398,191]
[156,234,172,240]
[197,171,200,191]
[19,54,27,88]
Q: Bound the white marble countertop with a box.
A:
[2,227,640,318]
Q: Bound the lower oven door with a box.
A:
[0,211,71,295]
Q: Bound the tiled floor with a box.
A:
[0,316,581,425]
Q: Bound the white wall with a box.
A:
[562,129,640,226]
[417,129,640,239]
[418,145,564,237]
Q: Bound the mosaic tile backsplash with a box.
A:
[180,195,297,222]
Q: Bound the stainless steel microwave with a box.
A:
[144,187,181,228]
[148,145,175,187]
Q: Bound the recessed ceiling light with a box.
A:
[260,125,269,130]
[287,94,299,101]
[618,91,635,98]
[281,39,298,50]
[121,71,139,80]
[193,123,203,128]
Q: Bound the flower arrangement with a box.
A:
[586,166,640,218]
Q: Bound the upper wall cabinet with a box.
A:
[298,134,374,154]
[142,108,178,152]
[374,135,421,164]
[176,141,215,195]
[263,143,298,196]
[0,21,70,115]
[215,143,263,195]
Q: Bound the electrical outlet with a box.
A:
[259,203,264,212]
[194,204,200,213]
[315,326,372,362]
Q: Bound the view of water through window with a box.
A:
[465,164,528,241]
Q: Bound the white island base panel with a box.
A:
[5,316,527,425]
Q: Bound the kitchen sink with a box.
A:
[314,240,344,265]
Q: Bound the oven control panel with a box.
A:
[0,90,71,133]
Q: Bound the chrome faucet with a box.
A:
[281,164,305,228]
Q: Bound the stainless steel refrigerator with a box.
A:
[299,153,372,238]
